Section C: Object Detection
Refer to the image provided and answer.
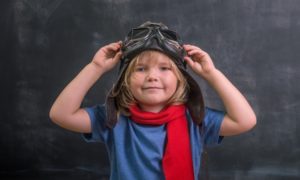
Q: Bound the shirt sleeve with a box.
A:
[82,104,110,143]
[202,107,226,147]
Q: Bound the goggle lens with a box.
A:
[129,28,150,39]
[160,30,179,41]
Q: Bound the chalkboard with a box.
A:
[1,0,299,179]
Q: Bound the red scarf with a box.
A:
[130,104,194,180]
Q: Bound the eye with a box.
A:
[135,66,146,72]
[160,66,172,71]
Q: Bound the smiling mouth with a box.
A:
[142,87,163,90]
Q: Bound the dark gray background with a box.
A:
[1,0,299,179]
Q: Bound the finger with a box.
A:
[184,56,195,66]
[183,44,199,51]
[112,51,123,63]
[183,44,206,54]
[113,41,122,48]
[184,56,203,73]
[106,42,122,51]
[187,49,207,57]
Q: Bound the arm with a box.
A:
[49,41,122,133]
[183,44,256,136]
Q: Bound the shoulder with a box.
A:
[202,107,225,127]
[204,107,225,119]
[85,104,106,118]
[186,107,225,125]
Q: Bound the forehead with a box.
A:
[136,50,173,65]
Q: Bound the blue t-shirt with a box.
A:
[83,104,225,180]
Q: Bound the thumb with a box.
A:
[112,51,123,63]
[184,56,194,67]
[184,56,203,74]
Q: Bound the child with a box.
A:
[49,22,256,180]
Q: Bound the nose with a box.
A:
[146,69,158,82]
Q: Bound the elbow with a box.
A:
[49,109,55,122]
[49,107,60,124]
[49,108,56,123]
[249,114,257,130]
[242,113,257,133]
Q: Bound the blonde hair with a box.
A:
[114,50,189,115]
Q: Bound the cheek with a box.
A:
[129,75,143,93]
[129,74,141,86]
[171,82,178,93]
[166,76,178,93]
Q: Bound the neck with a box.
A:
[138,104,166,113]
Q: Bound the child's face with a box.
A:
[129,51,178,112]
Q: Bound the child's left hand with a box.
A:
[183,44,216,79]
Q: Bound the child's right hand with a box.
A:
[91,41,123,73]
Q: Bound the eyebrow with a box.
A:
[158,62,171,65]
[136,61,172,66]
